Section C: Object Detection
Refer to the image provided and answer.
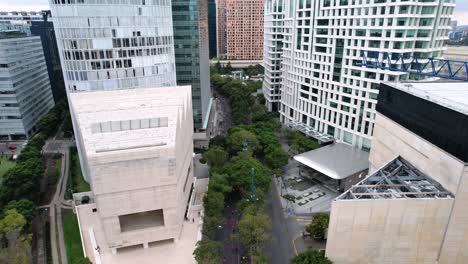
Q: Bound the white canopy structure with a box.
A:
[294,143,369,180]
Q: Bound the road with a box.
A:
[265,181,297,264]
[41,140,73,264]
[213,89,232,136]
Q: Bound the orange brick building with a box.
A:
[217,0,264,60]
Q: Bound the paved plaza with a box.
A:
[275,159,339,216]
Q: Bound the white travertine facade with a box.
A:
[369,114,468,264]
[70,86,194,252]
[49,0,176,93]
[326,82,468,264]
[264,0,454,149]
[327,198,453,264]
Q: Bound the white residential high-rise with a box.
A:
[263,0,284,111]
[0,32,55,140]
[49,0,176,93]
[263,0,454,149]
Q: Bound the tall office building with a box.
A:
[264,0,454,149]
[0,11,44,36]
[172,0,212,129]
[225,0,264,60]
[208,0,217,59]
[0,31,54,140]
[71,86,194,258]
[31,11,66,102]
[216,0,227,58]
[49,1,176,93]
[263,0,284,111]
[217,0,264,60]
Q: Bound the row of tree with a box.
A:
[0,100,71,263]
[194,70,288,263]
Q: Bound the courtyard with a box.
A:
[275,159,339,216]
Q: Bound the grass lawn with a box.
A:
[72,154,90,193]
[65,149,90,200]
[62,209,88,264]
[0,154,15,178]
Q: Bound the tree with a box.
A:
[4,200,35,223]
[0,209,31,264]
[211,73,226,89]
[225,61,233,74]
[214,61,222,73]
[290,249,333,264]
[202,215,223,240]
[193,240,223,264]
[265,147,289,170]
[202,147,228,168]
[203,190,225,218]
[227,129,259,154]
[306,213,329,239]
[209,135,226,148]
[222,155,271,193]
[237,206,271,261]
[208,173,232,194]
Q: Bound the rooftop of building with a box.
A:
[0,30,28,39]
[69,86,192,155]
[338,157,453,200]
[385,82,468,116]
[444,46,468,56]
[294,143,369,180]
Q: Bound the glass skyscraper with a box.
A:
[208,0,217,59]
[172,0,211,129]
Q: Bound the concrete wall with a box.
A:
[439,166,468,264]
[71,87,194,251]
[369,114,465,194]
[367,113,468,264]
[326,198,453,264]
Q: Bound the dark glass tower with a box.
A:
[208,0,217,59]
[172,0,211,130]
[30,11,66,103]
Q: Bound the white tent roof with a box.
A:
[294,143,369,180]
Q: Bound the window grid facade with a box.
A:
[0,36,55,140]
[225,0,264,60]
[172,0,211,129]
[50,0,177,93]
[263,0,285,111]
[268,0,454,149]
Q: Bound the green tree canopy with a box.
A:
[4,199,35,223]
[209,135,226,149]
[265,147,289,170]
[306,213,330,239]
[222,154,271,193]
[237,205,271,260]
[193,240,223,264]
[202,147,228,168]
[290,249,333,264]
[203,190,225,218]
[226,129,259,155]
[208,173,232,195]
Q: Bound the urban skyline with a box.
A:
[2,0,467,24]
[0,0,466,264]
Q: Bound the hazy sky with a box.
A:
[1,0,468,25]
